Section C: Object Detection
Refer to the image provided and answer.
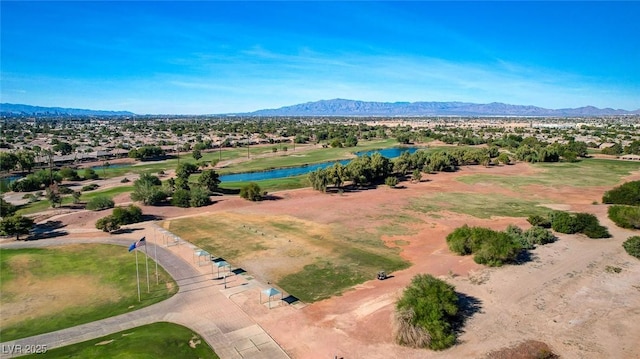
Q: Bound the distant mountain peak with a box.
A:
[246,99,640,117]
[1,103,135,117]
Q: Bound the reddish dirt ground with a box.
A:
[7,162,640,359]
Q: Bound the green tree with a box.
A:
[192,149,202,161]
[171,189,191,208]
[0,197,17,218]
[53,141,73,155]
[131,175,167,205]
[411,169,422,183]
[395,274,459,350]
[16,151,35,173]
[59,167,80,181]
[189,186,211,207]
[0,215,35,240]
[198,169,220,193]
[72,191,82,204]
[240,182,263,201]
[83,168,99,180]
[111,205,143,225]
[46,186,62,208]
[0,152,18,172]
[95,216,121,233]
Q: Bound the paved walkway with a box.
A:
[0,224,290,359]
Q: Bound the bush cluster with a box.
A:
[608,205,640,229]
[395,274,459,350]
[550,211,610,238]
[622,236,640,259]
[170,186,211,208]
[505,224,556,250]
[86,196,115,211]
[446,225,523,267]
[240,182,264,201]
[81,183,99,191]
[602,181,640,206]
[95,205,143,233]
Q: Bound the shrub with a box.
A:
[96,216,120,233]
[240,182,263,201]
[446,225,479,255]
[189,186,211,207]
[86,196,115,211]
[171,189,191,208]
[551,211,610,238]
[59,167,80,181]
[111,205,143,225]
[81,183,99,191]
[608,205,640,229]
[602,181,640,205]
[446,225,523,266]
[473,231,522,267]
[0,197,17,217]
[550,211,579,234]
[385,176,399,188]
[527,214,551,228]
[622,236,640,259]
[58,186,74,195]
[395,274,459,350]
[83,168,99,180]
[522,226,556,247]
[120,177,130,183]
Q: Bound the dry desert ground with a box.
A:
[6,161,640,359]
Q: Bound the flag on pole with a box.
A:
[128,237,146,252]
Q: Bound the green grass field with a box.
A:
[167,213,408,303]
[0,244,177,341]
[458,158,640,189]
[20,322,219,359]
[408,192,553,219]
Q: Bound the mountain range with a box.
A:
[0,103,134,117]
[2,100,639,117]
[246,99,640,117]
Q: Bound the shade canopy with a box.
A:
[262,288,281,297]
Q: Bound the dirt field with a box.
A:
[6,161,640,358]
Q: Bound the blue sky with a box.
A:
[1,1,639,114]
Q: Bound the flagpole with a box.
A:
[135,249,141,302]
[154,227,159,285]
[144,243,150,293]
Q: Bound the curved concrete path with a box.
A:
[0,224,290,359]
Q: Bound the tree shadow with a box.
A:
[453,292,483,337]
[513,249,537,265]
[141,214,163,221]
[262,194,283,201]
[27,220,69,240]
[216,188,240,195]
[113,227,145,234]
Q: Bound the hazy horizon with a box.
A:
[2,2,639,115]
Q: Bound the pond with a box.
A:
[219,147,419,183]
[91,163,132,171]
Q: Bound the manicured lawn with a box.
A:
[21,322,219,359]
[458,158,640,189]
[408,192,552,219]
[217,139,398,174]
[0,244,177,341]
[16,186,134,216]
